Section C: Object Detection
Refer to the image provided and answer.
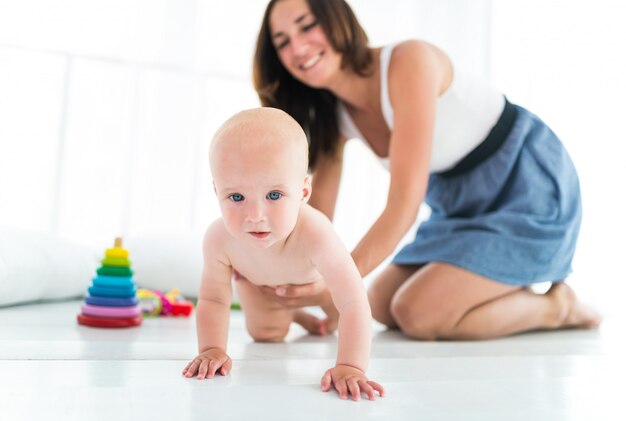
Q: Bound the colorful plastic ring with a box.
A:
[88,285,136,298]
[77,313,142,328]
[85,295,138,307]
[92,275,135,288]
[137,289,162,317]
[81,304,141,318]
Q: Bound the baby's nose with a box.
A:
[245,202,266,222]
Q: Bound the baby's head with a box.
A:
[210,107,311,248]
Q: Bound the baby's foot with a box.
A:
[293,310,339,336]
[294,310,329,335]
[323,315,338,334]
[547,283,602,329]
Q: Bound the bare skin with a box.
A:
[233,272,338,335]
[254,263,601,340]
[368,263,601,340]
[184,108,384,400]
[247,0,601,341]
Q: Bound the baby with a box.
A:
[182,107,384,401]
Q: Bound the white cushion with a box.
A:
[0,229,98,307]
[0,230,205,308]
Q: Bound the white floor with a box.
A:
[0,300,624,421]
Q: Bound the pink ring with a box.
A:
[81,304,142,318]
[153,290,173,315]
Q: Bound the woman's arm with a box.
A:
[352,41,450,277]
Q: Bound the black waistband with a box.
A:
[437,97,517,178]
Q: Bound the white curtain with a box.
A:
[0,0,491,252]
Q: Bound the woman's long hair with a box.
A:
[253,0,372,169]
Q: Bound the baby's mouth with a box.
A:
[249,231,270,239]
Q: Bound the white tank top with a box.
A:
[337,43,505,172]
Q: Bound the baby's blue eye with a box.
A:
[267,192,282,201]
[229,194,244,202]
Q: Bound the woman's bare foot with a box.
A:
[293,310,331,335]
[547,282,602,329]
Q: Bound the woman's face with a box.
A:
[269,0,342,88]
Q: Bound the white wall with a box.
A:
[490,0,626,315]
[2,1,622,313]
[0,0,261,246]
[0,0,490,251]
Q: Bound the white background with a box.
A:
[0,1,624,314]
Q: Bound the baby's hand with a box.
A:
[182,347,232,380]
[321,364,384,401]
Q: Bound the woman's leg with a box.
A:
[388,262,601,340]
[367,264,422,328]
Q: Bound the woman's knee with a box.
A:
[390,293,446,340]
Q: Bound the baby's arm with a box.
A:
[306,212,384,400]
[182,221,234,379]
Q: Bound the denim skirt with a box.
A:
[392,105,582,286]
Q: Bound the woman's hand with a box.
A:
[321,365,385,401]
[233,270,333,308]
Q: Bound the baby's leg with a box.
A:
[235,280,293,342]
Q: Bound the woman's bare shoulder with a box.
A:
[390,40,447,67]
[392,39,445,57]
[388,40,452,95]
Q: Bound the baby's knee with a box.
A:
[247,324,289,343]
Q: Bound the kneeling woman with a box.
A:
[247,0,600,339]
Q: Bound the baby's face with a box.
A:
[211,133,309,250]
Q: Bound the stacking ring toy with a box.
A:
[101,257,131,267]
[81,303,142,318]
[85,295,138,307]
[97,266,133,277]
[77,313,142,328]
[88,285,136,298]
[105,237,130,258]
[92,275,135,288]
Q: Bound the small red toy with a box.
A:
[165,289,194,316]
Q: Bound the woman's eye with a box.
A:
[276,39,289,50]
[302,21,318,32]
[229,194,244,202]
[267,192,282,200]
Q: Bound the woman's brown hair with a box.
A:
[253,0,372,169]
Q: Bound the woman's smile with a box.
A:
[300,52,323,71]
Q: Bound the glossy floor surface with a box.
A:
[0,300,623,421]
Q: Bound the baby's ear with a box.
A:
[302,175,312,203]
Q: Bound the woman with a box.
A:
[249,0,600,339]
